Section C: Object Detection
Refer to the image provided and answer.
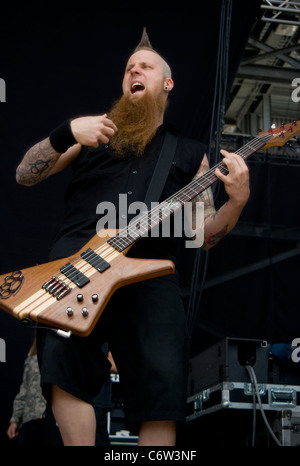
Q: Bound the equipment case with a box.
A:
[185,337,300,446]
[187,381,300,420]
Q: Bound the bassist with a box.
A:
[15,32,249,446]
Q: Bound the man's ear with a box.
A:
[164,77,174,92]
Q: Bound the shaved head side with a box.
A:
[131,27,172,79]
[158,55,172,79]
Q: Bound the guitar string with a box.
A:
[44,133,272,289]
[48,133,270,287]
[32,125,297,316]
[40,123,297,310]
[26,128,294,316]
[105,133,271,249]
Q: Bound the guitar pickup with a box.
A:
[81,248,111,273]
[60,263,90,288]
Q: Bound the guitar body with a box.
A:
[0,229,175,336]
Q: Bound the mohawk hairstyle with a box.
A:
[131,27,172,78]
[134,27,156,53]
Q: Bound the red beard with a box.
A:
[108,91,167,156]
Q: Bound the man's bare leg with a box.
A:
[138,420,176,446]
[51,384,96,446]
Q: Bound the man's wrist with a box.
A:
[49,119,77,153]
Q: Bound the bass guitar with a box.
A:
[0,121,299,336]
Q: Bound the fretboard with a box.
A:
[107,132,270,252]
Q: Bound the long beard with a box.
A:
[108,91,167,156]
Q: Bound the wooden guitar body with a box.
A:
[0,230,175,336]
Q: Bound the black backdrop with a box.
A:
[2,0,299,446]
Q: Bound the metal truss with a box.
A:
[225,1,300,132]
[261,0,300,26]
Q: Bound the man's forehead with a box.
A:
[126,49,162,66]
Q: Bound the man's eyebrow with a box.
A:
[127,61,154,69]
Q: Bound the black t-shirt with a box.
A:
[49,124,206,263]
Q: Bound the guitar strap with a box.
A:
[143,130,178,209]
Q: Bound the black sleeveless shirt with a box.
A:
[49,124,206,263]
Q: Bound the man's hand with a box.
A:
[7,423,19,439]
[215,149,250,208]
[71,115,118,147]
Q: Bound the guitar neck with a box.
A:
[108,132,271,252]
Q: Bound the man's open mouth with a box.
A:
[131,82,145,94]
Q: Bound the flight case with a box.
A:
[185,338,300,446]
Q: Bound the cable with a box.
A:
[208,0,233,173]
[19,318,72,338]
[244,365,282,446]
[244,364,257,446]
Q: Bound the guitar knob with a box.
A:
[66,307,73,317]
[92,294,99,303]
[77,294,83,302]
[82,308,89,317]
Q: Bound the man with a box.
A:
[16,30,249,446]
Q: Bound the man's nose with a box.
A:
[130,66,141,75]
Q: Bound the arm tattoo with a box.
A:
[192,155,217,221]
[193,156,230,250]
[29,159,51,175]
[192,187,216,224]
[16,137,60,186]
[202,225,228,250]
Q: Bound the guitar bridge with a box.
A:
[42,276,72,300]
[42,258,93,301]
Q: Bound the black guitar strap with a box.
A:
[143,130,178,210]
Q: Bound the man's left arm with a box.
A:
[191,150,250,250]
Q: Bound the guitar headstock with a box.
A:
[259,120,300,149]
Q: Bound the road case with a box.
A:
[187,381,300,420]
[185,337,300,446]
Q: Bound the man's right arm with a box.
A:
[16,115,118,186]
[16,138,81,186]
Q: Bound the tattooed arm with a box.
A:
[192,150,250,250]
[16,115,118,187]
[16,137,81,186]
